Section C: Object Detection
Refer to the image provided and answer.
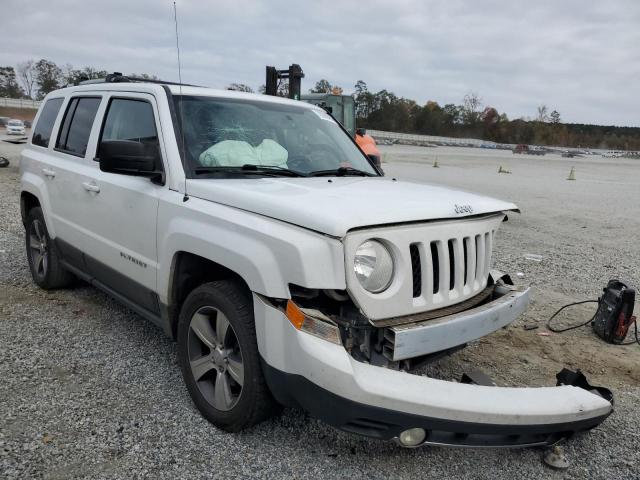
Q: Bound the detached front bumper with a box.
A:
[254,294,613,447]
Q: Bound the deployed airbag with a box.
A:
[199,139,288,167]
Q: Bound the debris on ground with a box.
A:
[1,138,28,145]
[543,445,570,470]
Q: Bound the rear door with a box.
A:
[48,95,103,256]
[77,93,166,316]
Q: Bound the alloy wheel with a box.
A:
[29,219,48,279]
[187,306,244,411]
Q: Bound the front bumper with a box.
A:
[385,284,530,360]
[6,129,25,135]
[254,294,613,447]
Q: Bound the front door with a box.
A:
[78,93,166,316]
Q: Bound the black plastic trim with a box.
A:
[55,238,164,329]
[261,360,612,447]
[161,85,186,173]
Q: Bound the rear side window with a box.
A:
[101,98,158,143]
[56,97,101,157]
[32,98,63,147]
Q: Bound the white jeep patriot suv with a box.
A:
[20,75,612,447]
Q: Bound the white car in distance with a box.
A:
[6,119,26,135]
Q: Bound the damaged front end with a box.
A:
[255,271,613,448]
[288,271,528,371]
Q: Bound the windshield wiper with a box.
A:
[308,166,375,177]
[194,164,307,177]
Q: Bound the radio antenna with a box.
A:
[173,1,188,201]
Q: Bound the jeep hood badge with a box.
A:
[454,204,473,215]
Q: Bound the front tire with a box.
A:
[25,207,74,289]
[177,281,279,431]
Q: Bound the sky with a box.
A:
[3,0,640,126]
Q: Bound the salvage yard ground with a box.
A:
[1,141,639,479]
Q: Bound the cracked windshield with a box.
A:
[174,95,377,176]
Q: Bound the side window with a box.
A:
[55,97,101,157]
[32,98,63,147]
[101,98,158,145]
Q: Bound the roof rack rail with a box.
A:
[78,72,200,87]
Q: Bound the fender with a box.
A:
[20,170,56,237]
[156,194,346,303]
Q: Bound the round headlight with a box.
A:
[353,240,394,293]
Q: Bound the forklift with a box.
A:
[265,65,382,168]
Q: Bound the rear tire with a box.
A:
[177,280,279,431]
[25,207,74,289]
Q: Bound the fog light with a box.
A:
[398,428,426,447]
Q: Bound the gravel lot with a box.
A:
[1,141,639,479]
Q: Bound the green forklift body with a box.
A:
[300,93,356,136]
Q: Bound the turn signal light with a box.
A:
[285,300,341,345]
[286,300,306,329]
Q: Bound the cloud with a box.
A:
[3,0,639,126]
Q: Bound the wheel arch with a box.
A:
[166,251,252,340]
[20,191,41,225]
[20,170,56,237]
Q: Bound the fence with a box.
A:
[0,97,42,109]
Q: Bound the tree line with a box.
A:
[0,59,158,101]
[309,79,640,150]
[1,59,638,149]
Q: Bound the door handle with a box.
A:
[82,182,100,193]
[42,168,56,178]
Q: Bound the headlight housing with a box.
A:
[353,240,394,293]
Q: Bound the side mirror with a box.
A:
[356,127,366,136]
[98,140,162,181]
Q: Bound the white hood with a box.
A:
[186,177,518,237]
